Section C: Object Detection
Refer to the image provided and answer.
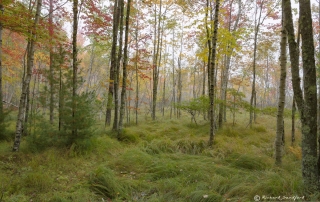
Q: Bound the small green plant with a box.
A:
[176,96,209,125]
[226,88,246,125]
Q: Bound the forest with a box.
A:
[0,0,319,201]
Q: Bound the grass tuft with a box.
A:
[225,153,267,170]
[22,171,53,192]
[252,125,267,133]
[0,112,307,201]
[88,167,127,199]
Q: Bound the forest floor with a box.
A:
[0,111,309,202]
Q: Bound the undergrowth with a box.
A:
[0,112,306,201]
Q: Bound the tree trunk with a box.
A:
[134,21,139,125]
[299,0,319,192]
[317,0,320,175]
[284,0,318,192]
[49,0,54,124]
[152,0,162,121]
[59,48,63,131]
[0,4,3,116]
[249,0,264,128]
[218,0,241,128]
[113,0,124,131]
[13,0,42,152]
[177,56,182,118]
[106,0,120,127]
[170,29,176,119]
[71,0,78,137]
[275,8,287,165]
[208,0,220,147]
[206,0,212,122]
[291,97,296,145]
[162,74,166,116]
[86,44,95,93]
[202,61,206,97]
[23,85,30,136]
[119,0,131,133]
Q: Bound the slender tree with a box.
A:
[249,0,264,128]
[151,0,162,121]
[119,0,131,132]
[0,4,3,116]
[134,8,139,125]
[218,0,241,128]
[275,3,287,166]
[208,0,220,147]
[13,0,42,151]
[49,0,54,124]
[72,0,78,137]
[106,0,120,126]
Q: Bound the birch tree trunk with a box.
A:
[208,0,220,147]
[13,0,42,152]
[275,7,287,165]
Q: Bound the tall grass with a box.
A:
[0,111,307,201]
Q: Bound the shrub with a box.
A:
[26,92,96,153]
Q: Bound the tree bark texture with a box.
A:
[152,0,162,120]
[72,0,78,137]
[208,0,220,147]
[13,0,42,151]
[49,0,54,124]
[284,0,318,192]
[119,0,131,133]
[275,10,287,165]
[113,0,124,131]
[106,0,120,127]
[299,0,318,192]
